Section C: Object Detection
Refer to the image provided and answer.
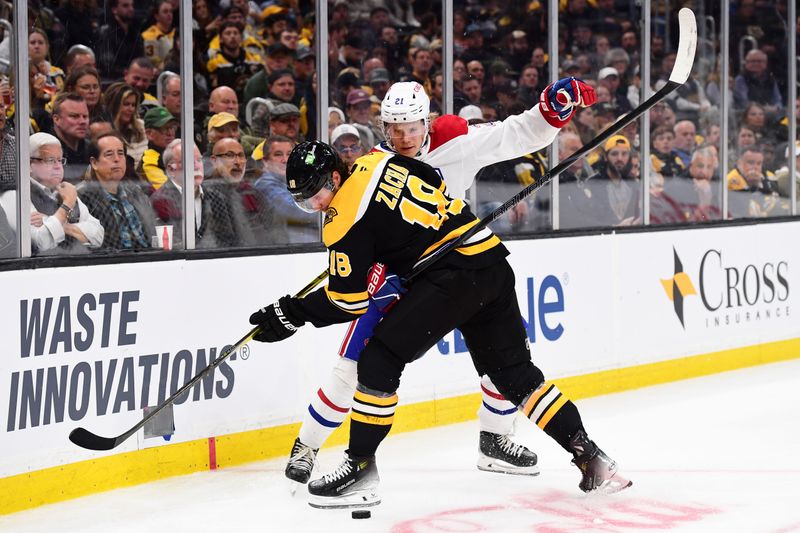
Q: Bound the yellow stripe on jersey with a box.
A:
[323,151,390,247]
[324,287,369,314]
[420,219,501,259]
[455,234,502,256]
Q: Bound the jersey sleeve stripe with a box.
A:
[324,288,369,314]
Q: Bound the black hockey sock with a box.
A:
[520,382,585,454]
[348,386,397,458]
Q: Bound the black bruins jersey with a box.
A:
[290,151,508,327]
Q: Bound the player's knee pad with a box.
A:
[355,336,405,394]
[485,361,545,406]
[322,357,358,404]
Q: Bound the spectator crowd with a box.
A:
[0,0,796,258]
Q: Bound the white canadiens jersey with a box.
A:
[373,105,560,199]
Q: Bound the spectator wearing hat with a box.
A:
[260,7,290,47]
[598,66,631,113]
[330,124,365,169]
[207,21,263,98]
[137,107,178,193]
[206,112,241,152]
[461,23,491,65]
[78,132,157,251]
[505,30,531,73]
[494,83,520,120]
[424,39,442,70]
[588,134,640,226]
[457,105,484,125]
[243,43,295,103]
[269,102,302,143]
[345,88,383,146]
[339,34,369,71]
[328,107,346,137]
[252,135,318,244]
[333,69,362,110]
[0,132,103,255]
[294,44,316,95]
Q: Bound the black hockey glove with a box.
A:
[249,296,305,342]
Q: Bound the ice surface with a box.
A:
[3,359,800,532]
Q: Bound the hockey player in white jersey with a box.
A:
[284,77,597,485]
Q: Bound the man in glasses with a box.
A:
[0,132,102,255]
[205,137,271,247]
[330,124,364,170]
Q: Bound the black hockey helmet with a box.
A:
[286,141,348,205]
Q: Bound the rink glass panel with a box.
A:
[1,0,798,265]
[726,0,792,221]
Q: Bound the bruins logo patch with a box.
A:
[324,207,338,226]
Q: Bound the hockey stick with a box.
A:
[407,8,697,284]
[68,268,330,451]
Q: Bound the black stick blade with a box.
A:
[69,427,120,451]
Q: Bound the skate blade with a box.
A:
[308,490,381,510]
[594,472,633,495]
[287,479,303,496]
[477,457,540,477]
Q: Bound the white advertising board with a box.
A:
[1,221,798,477]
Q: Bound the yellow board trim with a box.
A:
[3,337,799,516]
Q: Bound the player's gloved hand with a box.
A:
[249,296,305,342]
[367,263,407,313]
[539,77,597,128]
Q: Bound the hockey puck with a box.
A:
[351,510,371,519]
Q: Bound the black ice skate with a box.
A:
[307,452,381,509]
[285,438,318,484]
[570,430,632,494]
[477,431,540,476]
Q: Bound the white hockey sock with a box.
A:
[298,357,358,450]
[477,374,519,436]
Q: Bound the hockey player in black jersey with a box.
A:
[249,141,631,508]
